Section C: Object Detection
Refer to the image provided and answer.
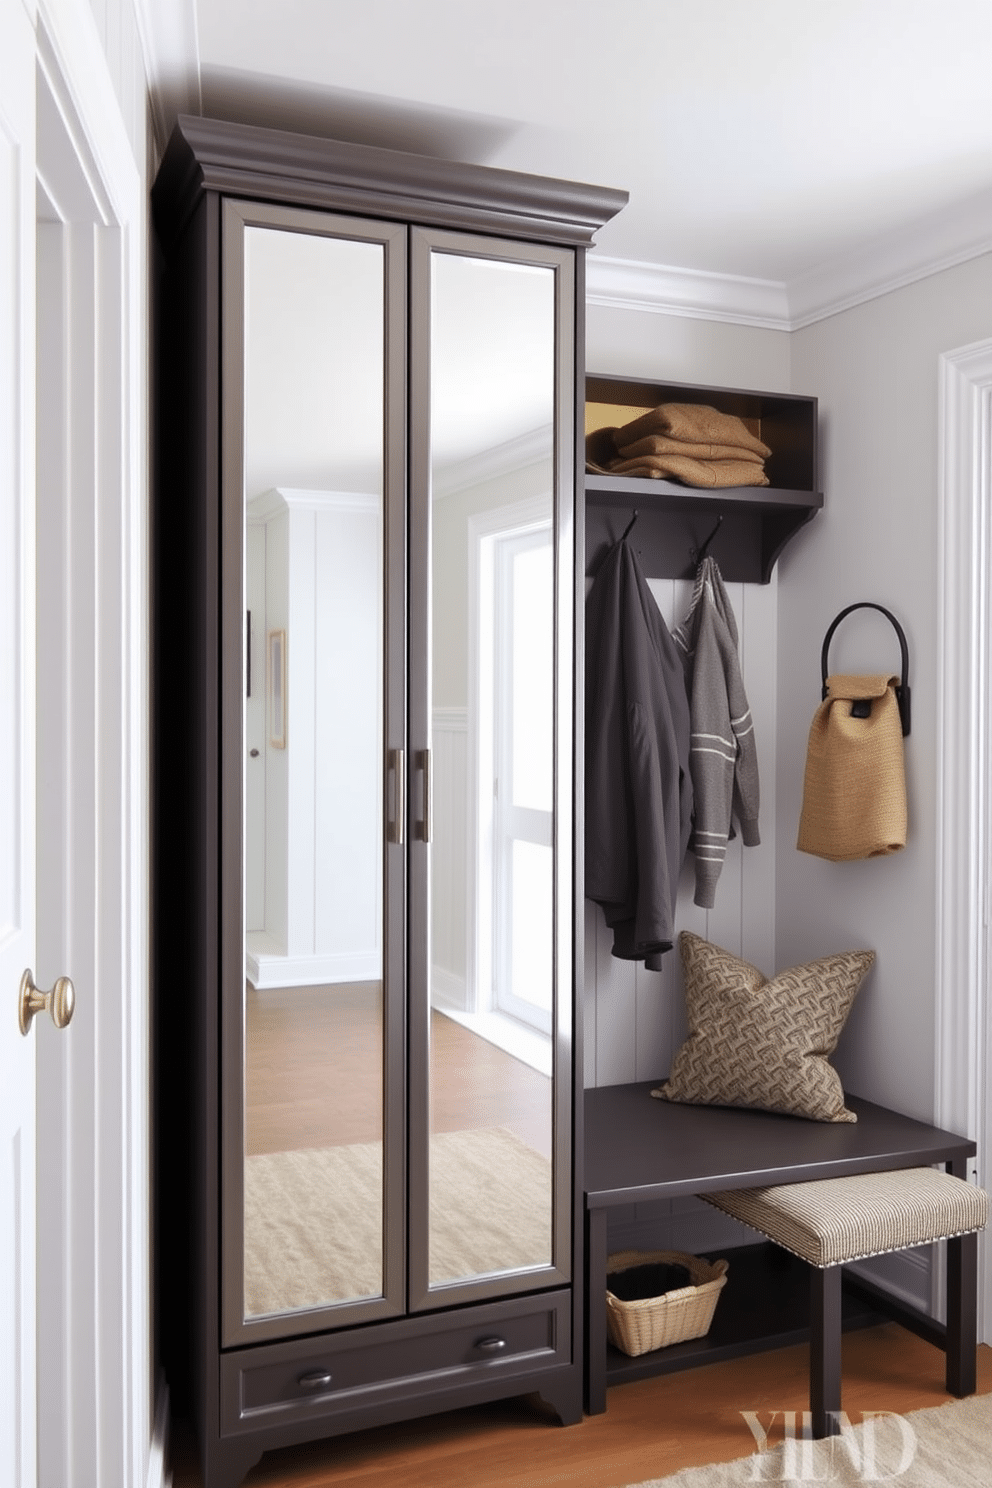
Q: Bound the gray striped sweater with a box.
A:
[673,557,760,908]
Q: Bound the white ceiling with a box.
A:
[159,0,992,323]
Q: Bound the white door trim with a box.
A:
[935,336,992,1342]
[33,1,154,1483]
[38,0,142,221]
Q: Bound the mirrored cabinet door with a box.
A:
[218,205,575,1346]
[220,201,407,1344]
[408,229,575,1308]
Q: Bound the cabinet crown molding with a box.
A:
[152,114,628,250]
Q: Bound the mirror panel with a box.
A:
[241,224,387,1320]
[426,250,557,1287]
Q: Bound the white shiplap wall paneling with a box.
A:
[589,906,639,1087]
[585,572,778,1088]
[585,568,779,1256]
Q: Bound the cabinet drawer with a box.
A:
[220,1290,571,1431]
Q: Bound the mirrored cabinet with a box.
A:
[153,117,625,1488]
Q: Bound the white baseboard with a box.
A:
[430,964,468,1012]
[436,1004,553,1077]
[147,1374,171,1488]
[246,934,380,988]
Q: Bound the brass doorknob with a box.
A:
[19,969,75,1036]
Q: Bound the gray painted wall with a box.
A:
[782,251,992,1123]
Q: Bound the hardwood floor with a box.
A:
[170,1326,992,1487]
[246,985,551,1158]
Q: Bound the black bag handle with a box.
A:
[820,602,911,737]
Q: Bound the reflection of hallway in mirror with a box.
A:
[245,984,550,1160]
[430,1009,551,1163]
[245,982,383,1156]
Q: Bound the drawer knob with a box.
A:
[297,1369,333,1390]
[475,1336,507,1354]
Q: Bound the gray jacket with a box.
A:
[673,556,760,908]
[585,539,692,965]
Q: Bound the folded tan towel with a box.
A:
[608,454,770,488]
[617,433,766,463]
[585,425,622,473]
[615,403,771,460]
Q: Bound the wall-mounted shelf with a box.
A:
[585,374,823,584]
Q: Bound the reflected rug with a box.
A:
[244,1125,551,1316]
[627,1392,992,1487]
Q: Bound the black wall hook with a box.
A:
[621,509,639,541]
[691,514,723,566]
[820,602,911,736]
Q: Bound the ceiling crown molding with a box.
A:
[787,187,992,329]
[585,254,790,330]
[588,188,992,333]
[433,424,552,500]
[132,0,202,157]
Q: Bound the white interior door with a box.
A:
[0,4,151,1484]
[32,28,148,1482]
[0,1,38,1482]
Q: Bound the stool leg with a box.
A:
[945,1232,977,1397]
[810,1265,842,1439]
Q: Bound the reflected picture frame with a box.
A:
[267,629,286,748]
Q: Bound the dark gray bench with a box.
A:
[584,1083,979,1418]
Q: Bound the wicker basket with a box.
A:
[606,1250,729,1357]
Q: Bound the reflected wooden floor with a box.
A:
[170,1326,992,1488]
[430,1007,551,1161]
[246,983,384,1153]
[246,984,551,1159]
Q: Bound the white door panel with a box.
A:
[0,1,37,1482]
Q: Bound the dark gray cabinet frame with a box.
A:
[152,116,626,1488]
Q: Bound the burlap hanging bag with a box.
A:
[797,604,911,862]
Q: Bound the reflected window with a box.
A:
[494,524,553,1034]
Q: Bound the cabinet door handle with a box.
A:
[297,1369,333,1390]
[417,748,432,843]
[387,748,404,844]
[475,1336,507,1354]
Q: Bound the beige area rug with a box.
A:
[627,1393,992,1487]
[244,1125,551,1317]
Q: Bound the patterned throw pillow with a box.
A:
[652,932,875,1123]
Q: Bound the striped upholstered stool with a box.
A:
[703,1167,989,1438]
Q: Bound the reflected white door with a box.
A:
[0,0,37,1480]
